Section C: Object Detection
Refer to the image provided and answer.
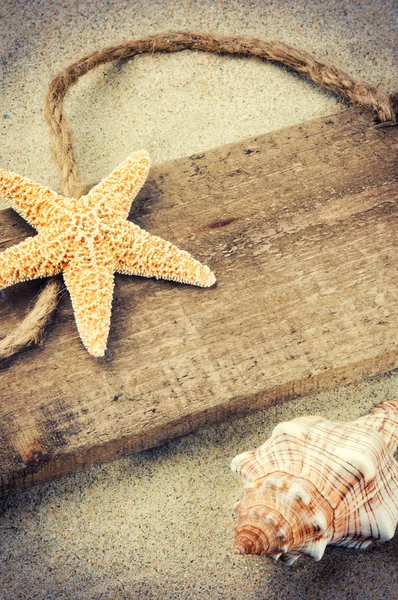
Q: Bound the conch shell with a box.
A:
[231,400,398,565]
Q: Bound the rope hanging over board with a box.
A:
[0,31,396,360]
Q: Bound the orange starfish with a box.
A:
[0,151,215,357]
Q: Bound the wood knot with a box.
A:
[195,216,240,233]
[25,449,51,470]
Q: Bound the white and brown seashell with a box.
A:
[231,400,398,565]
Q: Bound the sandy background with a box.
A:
[0,0,397,598]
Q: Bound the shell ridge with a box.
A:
[357,400,398,452]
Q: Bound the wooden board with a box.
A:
[0,105,397,498]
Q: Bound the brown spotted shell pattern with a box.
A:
[231,400,398,564]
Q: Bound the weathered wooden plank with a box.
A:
[0,106,397,497]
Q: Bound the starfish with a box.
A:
[0,151,216,357]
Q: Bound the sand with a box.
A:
[0,1,397,598]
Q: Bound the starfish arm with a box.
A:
[86,150,150,219]
[114,221,216,288]
[0,168,65,230]
[63,252,115,358]
[0,234,64,288]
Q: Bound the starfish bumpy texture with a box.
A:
[0,151,216,357]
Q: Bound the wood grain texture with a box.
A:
[0,106,397,497]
